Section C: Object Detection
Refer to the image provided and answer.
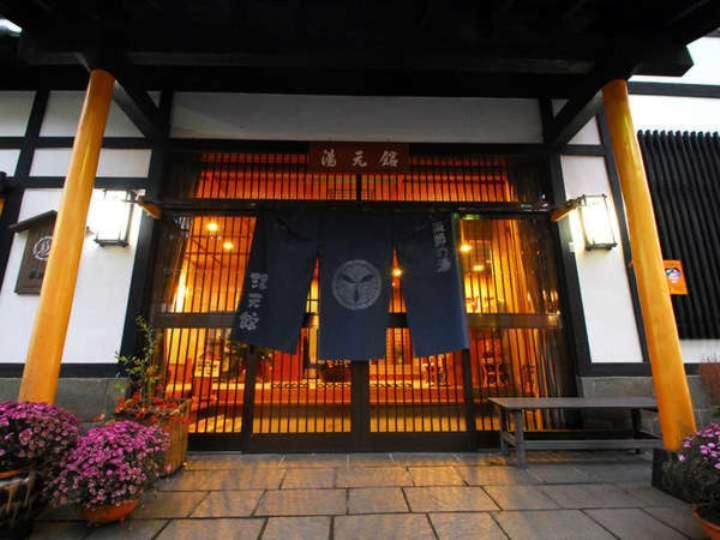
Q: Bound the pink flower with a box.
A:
[45,421,168,510]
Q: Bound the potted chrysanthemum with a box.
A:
[0,400,80,478]
[663,423,720,539]
[46,421,168,524]
[0,401,80,537]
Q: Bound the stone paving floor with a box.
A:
[31,451,707,539]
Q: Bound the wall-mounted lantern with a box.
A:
[551,193,617,250]
[92,189,136,247]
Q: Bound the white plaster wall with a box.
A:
[680,340,720,363]
[40,91,142,137]
[629,95,720,132]
[171,93,543,143]
[0,91,34,136]
[552,100,602,145]
[631,37,720,86]
[0,150,20,176]
[0,189,142,364]
[29,149,152,178]
[560,155,644,364]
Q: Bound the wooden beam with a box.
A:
[544,57,635,147]
[111,75,162,142]
[544,91,603,148]
[77,50,163,141]
[136,195,162,220]
[635,47,693,78]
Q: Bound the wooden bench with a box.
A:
[488,397,662,467]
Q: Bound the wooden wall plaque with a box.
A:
[12,212,56,295]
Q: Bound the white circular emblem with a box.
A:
[32,236,52,261]
[332,259,382,311]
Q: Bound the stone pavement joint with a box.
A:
[30,451,705,540]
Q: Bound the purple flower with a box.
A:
[46,421,169,510]
[0,401,80,470]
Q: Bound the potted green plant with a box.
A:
[46,421,168,524]
[0,401,80,537]
[662,423,720,539]
[113,317,190,475]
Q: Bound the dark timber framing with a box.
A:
[539,99,593,387]
[0,86,692,381]
[0,89,48,292]
[629,82,720,99]
[119,90,173,358]
[77,50,163,142]
[539,97,653,378]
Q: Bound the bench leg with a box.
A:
[499,409,509,456]
[512,410,527,468]
[631,409,642,454]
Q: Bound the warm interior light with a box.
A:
[459,243,472,253]
[174,272,188,311]
[578,195,617,250]
[472,264,485,272]
[392,267,403,278]
[206,221,219,233]
[222,240,234,251]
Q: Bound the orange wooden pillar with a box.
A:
[602,79,696,450]
[18,69,115,403]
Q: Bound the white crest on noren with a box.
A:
[331,259,382,311]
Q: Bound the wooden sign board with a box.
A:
[309,142,409,174]
[664,260,688,295]
[14,213,56,295]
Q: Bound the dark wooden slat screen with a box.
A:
[638,130,720,338]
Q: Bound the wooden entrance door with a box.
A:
[148,150,575,452]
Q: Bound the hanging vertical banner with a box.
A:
[231,211,320,352]
[319,213,393,360]
[395,213,469,357]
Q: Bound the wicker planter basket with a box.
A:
[0,470,44,539]
[157,399,191,476]
[114,399,191,477]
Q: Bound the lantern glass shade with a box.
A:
[578,194,617,250]
[93,190,135,246]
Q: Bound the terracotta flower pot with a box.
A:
[694,509,720,540]
[80,499,138,525]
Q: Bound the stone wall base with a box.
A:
[579,375,716,435]
[0,378,127,423]
[0,374,713,439]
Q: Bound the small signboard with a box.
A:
[11,211,56,295]
[308,142,409,174]
[664,260,688,295]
